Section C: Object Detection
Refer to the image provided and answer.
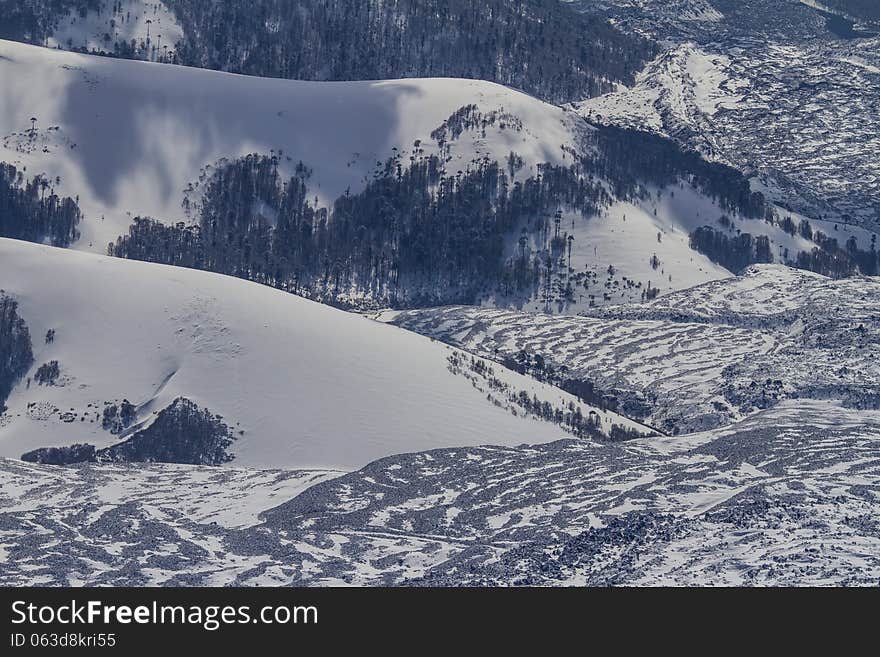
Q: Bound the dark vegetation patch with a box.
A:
[21,398,236,466]
[108,122,773,308]
[0,293,34,412]
[33,360,60,386]
[0,163,81,247]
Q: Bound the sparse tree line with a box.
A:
[793,224,879,278]
[109,150,609,307]
[0,164,82,246]
[431,105,523,149]
[690,215,879,277]
[502,349,621,413]
[446,351,647,441]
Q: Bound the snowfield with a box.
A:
[0,238,640,470]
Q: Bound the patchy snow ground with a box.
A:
[1,400,877,586]
[573,37,880,229]
[381,264,880,434]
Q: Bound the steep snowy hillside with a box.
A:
[381,264,880,433]
[0,238,642,470]
[0,38,577,251]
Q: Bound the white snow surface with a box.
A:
[0,39,576,252]
[0,238,640,470]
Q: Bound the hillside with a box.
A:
[5,38,869,314]
[381,264,880,433]
[572,1,880,230]
[0,238,643,470]
[0,38,579,251]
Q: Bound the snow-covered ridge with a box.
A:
[0,238,641,470]
[0,38,577,252]
[2,37,832,316]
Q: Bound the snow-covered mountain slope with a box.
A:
[572,9,880,229]
[380,264,880,433]
[2,37,823,314]
[0,238,643,470]
[3,399,878,586]
[0,38,577,252]
[493,182,870,312]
